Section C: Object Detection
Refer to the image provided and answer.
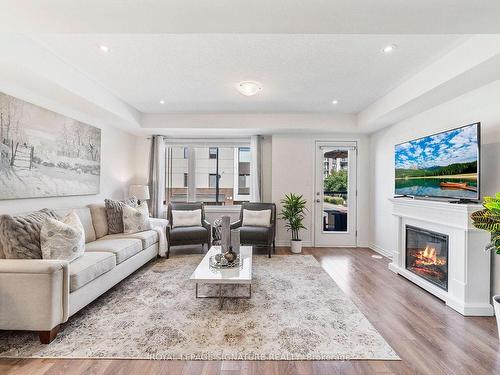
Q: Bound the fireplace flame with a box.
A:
[414,245,446,266]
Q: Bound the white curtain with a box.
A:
[250,135,262,202]
[148,135,166,218]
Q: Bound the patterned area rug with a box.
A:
[0,255,399,360]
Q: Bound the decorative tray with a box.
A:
[209,254,241,269]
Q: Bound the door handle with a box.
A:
[316,199,321,203]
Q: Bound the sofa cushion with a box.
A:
[170,226,208,242]
[41,211,85,262]
[69,252,116,292]
[242,209,272,227]
[0,209,59,259]
[123,203,151,234]
[54,208,96,243]
[88,203,108,238]
[86,238,142,264]
[240,226,271,243]
[172,209,202,228]
[105,197,138,234]
[101,230,158,249]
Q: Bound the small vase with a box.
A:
[220,216,231,252]
[231,229,240,255]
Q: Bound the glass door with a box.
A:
[314,142,357,247]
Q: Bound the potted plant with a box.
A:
[280,193,307,254]
[470,192,500,336]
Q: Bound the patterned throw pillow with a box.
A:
[0,209,59,259]
[41,211,85,262]
[123,202,151,234]
[104,197,138,234]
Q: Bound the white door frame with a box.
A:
[313,140,358,247]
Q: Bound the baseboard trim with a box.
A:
[369,243,394,259]
[275,241,313,247]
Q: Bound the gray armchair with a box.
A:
[166,202,211,258]
[231,202,276,258]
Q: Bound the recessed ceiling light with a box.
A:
[159,100,165,104]
[381,44,397,54]
[332,99,339,105]
[99,45,110,53]
[237,81,262,97]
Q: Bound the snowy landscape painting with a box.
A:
[0,92,101,199]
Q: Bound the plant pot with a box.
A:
[493,295,500,339]
[290,239,303,254]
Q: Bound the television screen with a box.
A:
[395,123,480,200]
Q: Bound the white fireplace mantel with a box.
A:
[389,197,493,316]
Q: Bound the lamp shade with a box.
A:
[129,185,150,200]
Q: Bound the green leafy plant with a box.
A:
[324,196,345,205]
[279,193,307,241]
[324,169,348,192]
[470,192,500,254]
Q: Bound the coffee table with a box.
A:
[190,245,253,309]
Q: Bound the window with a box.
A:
[209,147,218,159]
[209,173,217,188]
[165,141,252,206]
[234,147,251,200]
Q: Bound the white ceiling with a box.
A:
[2,1,500,33]
[33,34,465,114]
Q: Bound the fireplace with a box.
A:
[405,225,449,291]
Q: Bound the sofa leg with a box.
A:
[268,246,271,258]
[166,244,170,259]
[273,240,276,254]
[38,325,60,344]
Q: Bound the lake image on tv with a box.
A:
[395,124,479,199]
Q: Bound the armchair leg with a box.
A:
[166,244,170,259]
[38,325,60,344]
[273,240,276,254]
[268,245,271,258]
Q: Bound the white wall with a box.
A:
[0,123,137,214]
[271,133,370,246]
[368,78,500,294]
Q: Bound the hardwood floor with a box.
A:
[1,247,499,375]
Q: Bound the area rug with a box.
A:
[0,255,399,360]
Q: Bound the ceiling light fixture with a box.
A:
[381,44,397,54]
[159,100,165,104]
[237,81,262,97]
[99,45,110,53]
[332,99,339,105]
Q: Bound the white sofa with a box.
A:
[0,204,167,343]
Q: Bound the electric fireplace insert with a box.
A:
[405,225,449,291]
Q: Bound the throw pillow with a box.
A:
[104,197,138,234]
[0,209,59,259]
[242,209,272,227]
[41,211,85,262]
[123,202,151,234]
[172,209,202,228]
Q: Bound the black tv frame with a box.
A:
[394,122,481,202]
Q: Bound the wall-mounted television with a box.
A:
[394,122,480,201]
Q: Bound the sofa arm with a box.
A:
[149,218,169,229]
[230,220,242,229]
[0,259,70,331]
